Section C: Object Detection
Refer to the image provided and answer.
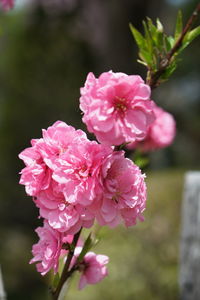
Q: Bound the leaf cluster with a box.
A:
[130,11,200,85]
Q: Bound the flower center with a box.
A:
[74,164,91,180]
[112,191,121,203]
[78,261,89,272]
[114,96,128,114]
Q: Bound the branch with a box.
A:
[51,228,82,300]
[148,2,200,89]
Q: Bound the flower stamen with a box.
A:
[114,96,127,113]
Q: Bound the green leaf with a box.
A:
[153,18,164,50]
[184,26,200,44]
[160,61,177,80]
[156,18,163,32]
[129,23,145,49]
[164,35,173,52]
[179,26,200,52]
[147,17,157,40]
[155,30,164,50]
[174,10,183,41]
[77,233,93,263]
[142,20,153,51]
[147,18,162,48]
[139,48,153,66]
[168,36,174,48]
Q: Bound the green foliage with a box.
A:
[77,230,100,263]
[174,10,183,41]
[77,233,93,263]
[180,26,200,51]
[132,150,149,169]
[130,10,200,85]
[130,19,174,73]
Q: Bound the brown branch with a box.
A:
[167,3,200,59]
[148,2,200,89]
[51,228,82,300]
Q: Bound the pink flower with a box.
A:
[19,121,86,196]
[92,151,146,227]
[37,120,87,170]
[35,183,95,233]
[62,234,74,244]
[19,121,108,234]
[80,71,155,146]
[18,121,87,198]
[73,247,109,290]
[0,0,14,11]
[19,143,52,196]
[19,120,111,207]
[30,221,63,275]
[127,106,176,151]
[52,140,112,206]
[34,182,85,233]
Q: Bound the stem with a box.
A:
[148,2,200,89]
[51,228,82,300]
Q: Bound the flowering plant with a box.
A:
[7,2,198,299]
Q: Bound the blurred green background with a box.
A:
[0,0,199,299]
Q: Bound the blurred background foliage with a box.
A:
[0,0,199,299]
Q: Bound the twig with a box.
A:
[51,228,82,300]
[148,2,200,89]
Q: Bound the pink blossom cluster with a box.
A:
[0,0,14,11]
[127,105,176,151]
[19,118,146,285]
[19,121,146,233]
[30,221,108,288]
[19,70,175,291]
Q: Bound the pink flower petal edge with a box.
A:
[127,105,176,151]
